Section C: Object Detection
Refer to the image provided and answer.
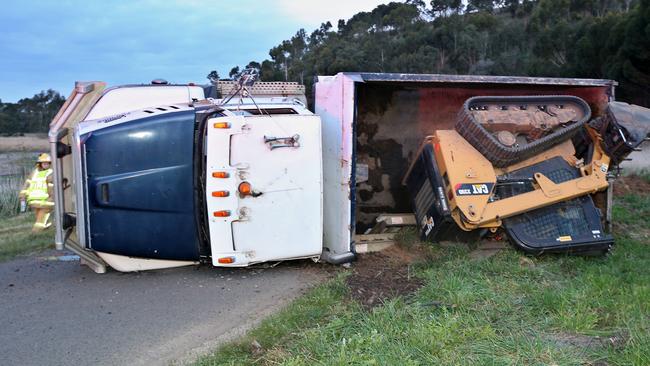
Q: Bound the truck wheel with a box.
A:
[455,95,592,167]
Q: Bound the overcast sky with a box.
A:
[0,0,388,102]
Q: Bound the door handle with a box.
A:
[95,183,110,204]
[264,134,300,150]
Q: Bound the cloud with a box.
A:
[0,0,390,101]
[276,0,389,27]
[0,1,310,101]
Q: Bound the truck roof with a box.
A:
[325,72,616,87]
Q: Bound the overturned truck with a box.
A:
[48,73,649,273]
[315,73,649,257]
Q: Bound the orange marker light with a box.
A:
[213,210,231,217]
[218,256,235,264]
[213,122,231,129]
[238,182,252,196]
[211,190,230,197]
[212,171,230,178]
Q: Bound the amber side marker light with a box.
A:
[218,256,235,264]
[213,122,231,129]
[211,190,230,197]
[238,182,252,196]
[212,172,230,178]
[213,210,231,217]
[212,171,230,178]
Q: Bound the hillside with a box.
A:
[2,0,649,135]
[228,0,650,107]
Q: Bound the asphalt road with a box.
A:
[0,251,325,366]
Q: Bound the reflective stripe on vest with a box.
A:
[27,168,52,203]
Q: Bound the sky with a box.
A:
[0,0,388,102]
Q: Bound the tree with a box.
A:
[0,90,65,134]
[202,0,650,108]
[607,0,650,104]
[467,0,496,13]
[229,66,240,79]
[206,70,219,84]
[430,0,463,17]
[245,61,261,70]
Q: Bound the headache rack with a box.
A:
[215,80,307,104]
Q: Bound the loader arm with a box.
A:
[458,128,611,230]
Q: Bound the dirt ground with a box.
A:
[346,245,427,309]
[613,174,650,196]
[0,134,48,152]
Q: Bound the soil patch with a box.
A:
[469,240,509,260]
[346,245,425,309]
[545,331,628,351]
[613,174,650,196]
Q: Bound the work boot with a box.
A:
[32,207,52,232]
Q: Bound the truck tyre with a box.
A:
[455,95,591,167]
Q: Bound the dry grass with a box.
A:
[0,134,49,152]
[0,151,38,217]
[0,175,25,217]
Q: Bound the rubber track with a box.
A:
[455,95,591,167]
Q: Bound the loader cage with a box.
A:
[315,73,616,258]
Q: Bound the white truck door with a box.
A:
[205,114,323,266]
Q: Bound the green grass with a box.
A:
[0,152,52,260]
[197,192,650,366]
[0,213,54,261]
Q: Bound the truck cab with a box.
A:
[50,80,322,272]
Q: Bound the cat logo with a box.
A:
[455,183,494,196]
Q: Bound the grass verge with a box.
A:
[0,213,54,262]
[0,174,25,217]
[197,192,650,365]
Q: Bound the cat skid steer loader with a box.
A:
[404,96,650,255]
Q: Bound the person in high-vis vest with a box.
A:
[19,153,54,231]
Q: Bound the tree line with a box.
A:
[2,0,648,134]
[218,0,649,107]
[0,90,65,135]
